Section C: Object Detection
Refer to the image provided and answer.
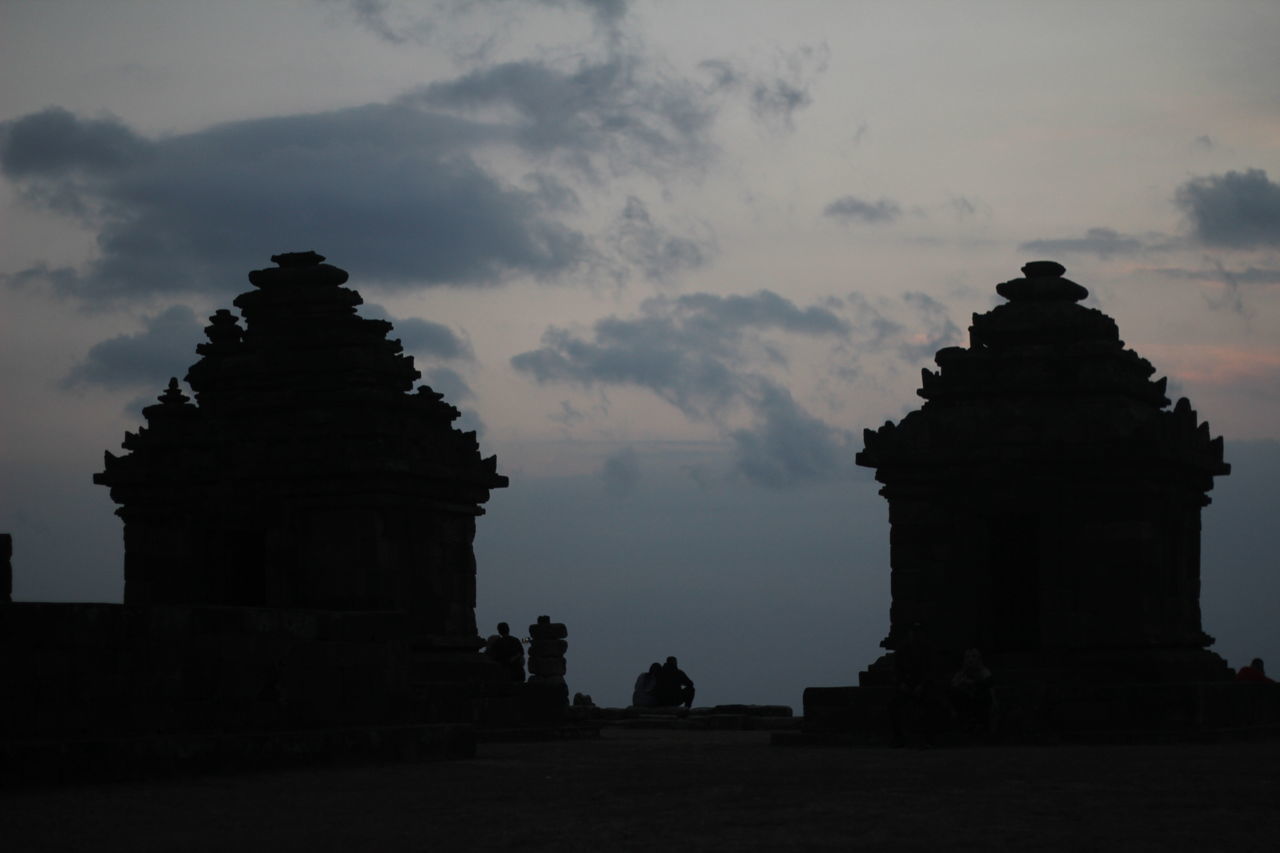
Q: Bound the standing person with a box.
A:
[632,662,662,707]
[657,656,696,708]
[484,622,526,682]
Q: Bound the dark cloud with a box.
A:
[360,304,473,360]
[1175,168,1280,249]
[823,195,901,224]
[610,196,711,283]
[512,290,853,486]
[62,305,202,391]
[600,447,641,496]
[0,107,149,179]
[729,381,852,488]
[1019,227,1146,258]
[1,105,590,303]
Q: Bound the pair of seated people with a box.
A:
[632,656,696,708]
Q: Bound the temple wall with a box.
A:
[0,603,414,740]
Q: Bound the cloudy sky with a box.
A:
[2,0,1278,706]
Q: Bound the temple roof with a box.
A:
[856,262,1229,486]
[95,253,507,507]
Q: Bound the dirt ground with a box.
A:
[3,729,1278,851]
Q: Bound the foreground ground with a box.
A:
[3,729,1278,851]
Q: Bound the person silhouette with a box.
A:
[949,647,996,735]
[1236,657,1274,683]
[484,622,526,682]
[656,656,695,708]
[632,662,662,707]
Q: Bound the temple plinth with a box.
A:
[95,252,507,649]
[856,261,1232,685]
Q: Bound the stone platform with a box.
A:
[794,681,1280,746]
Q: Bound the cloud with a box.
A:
[329,0,432,44]
[0,105,591,303]
[6,15,805,306]
[410,54,717,178]
[361,304,473,360]
[422,366,474,401]
[62,305,203,391]
[550,399,586,426]
[1156,265,1280,286]
[1018,227,1147,258]
[512,290,854,486]
[1175,168,1280,249]
[699,44,828,134]
[0,107,149,180]
[512,289,849,418]
[599,447,641,495]
[525,0,631,30]
[729,381,852,488]
[609,196,711,283]
[898,292,961,361]
[946,195,979,220]
[841,290,960,364]
[1153,262,1280,315]
[823,195,901,224]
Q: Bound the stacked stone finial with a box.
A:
[526,615,569,707]
[95,253,507,648]
[856,261,1231,683]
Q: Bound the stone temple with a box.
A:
[94,251,507,647]
[802,262,1278,740]
[856,261,1231,684]
[1,253,519,777]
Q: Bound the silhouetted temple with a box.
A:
[797,262,1280,743]
[856,261,1231,683]
[94,252,507,646]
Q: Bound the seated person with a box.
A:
[657,656,695,708]
[632,663,662,707]
[1236,658,1275,684]
[949,647,996,734]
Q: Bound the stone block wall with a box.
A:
[0,603,415,741]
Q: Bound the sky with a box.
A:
[2,0,1278,708]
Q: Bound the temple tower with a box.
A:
[856,261,1231,683]
[95,252,507,647]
